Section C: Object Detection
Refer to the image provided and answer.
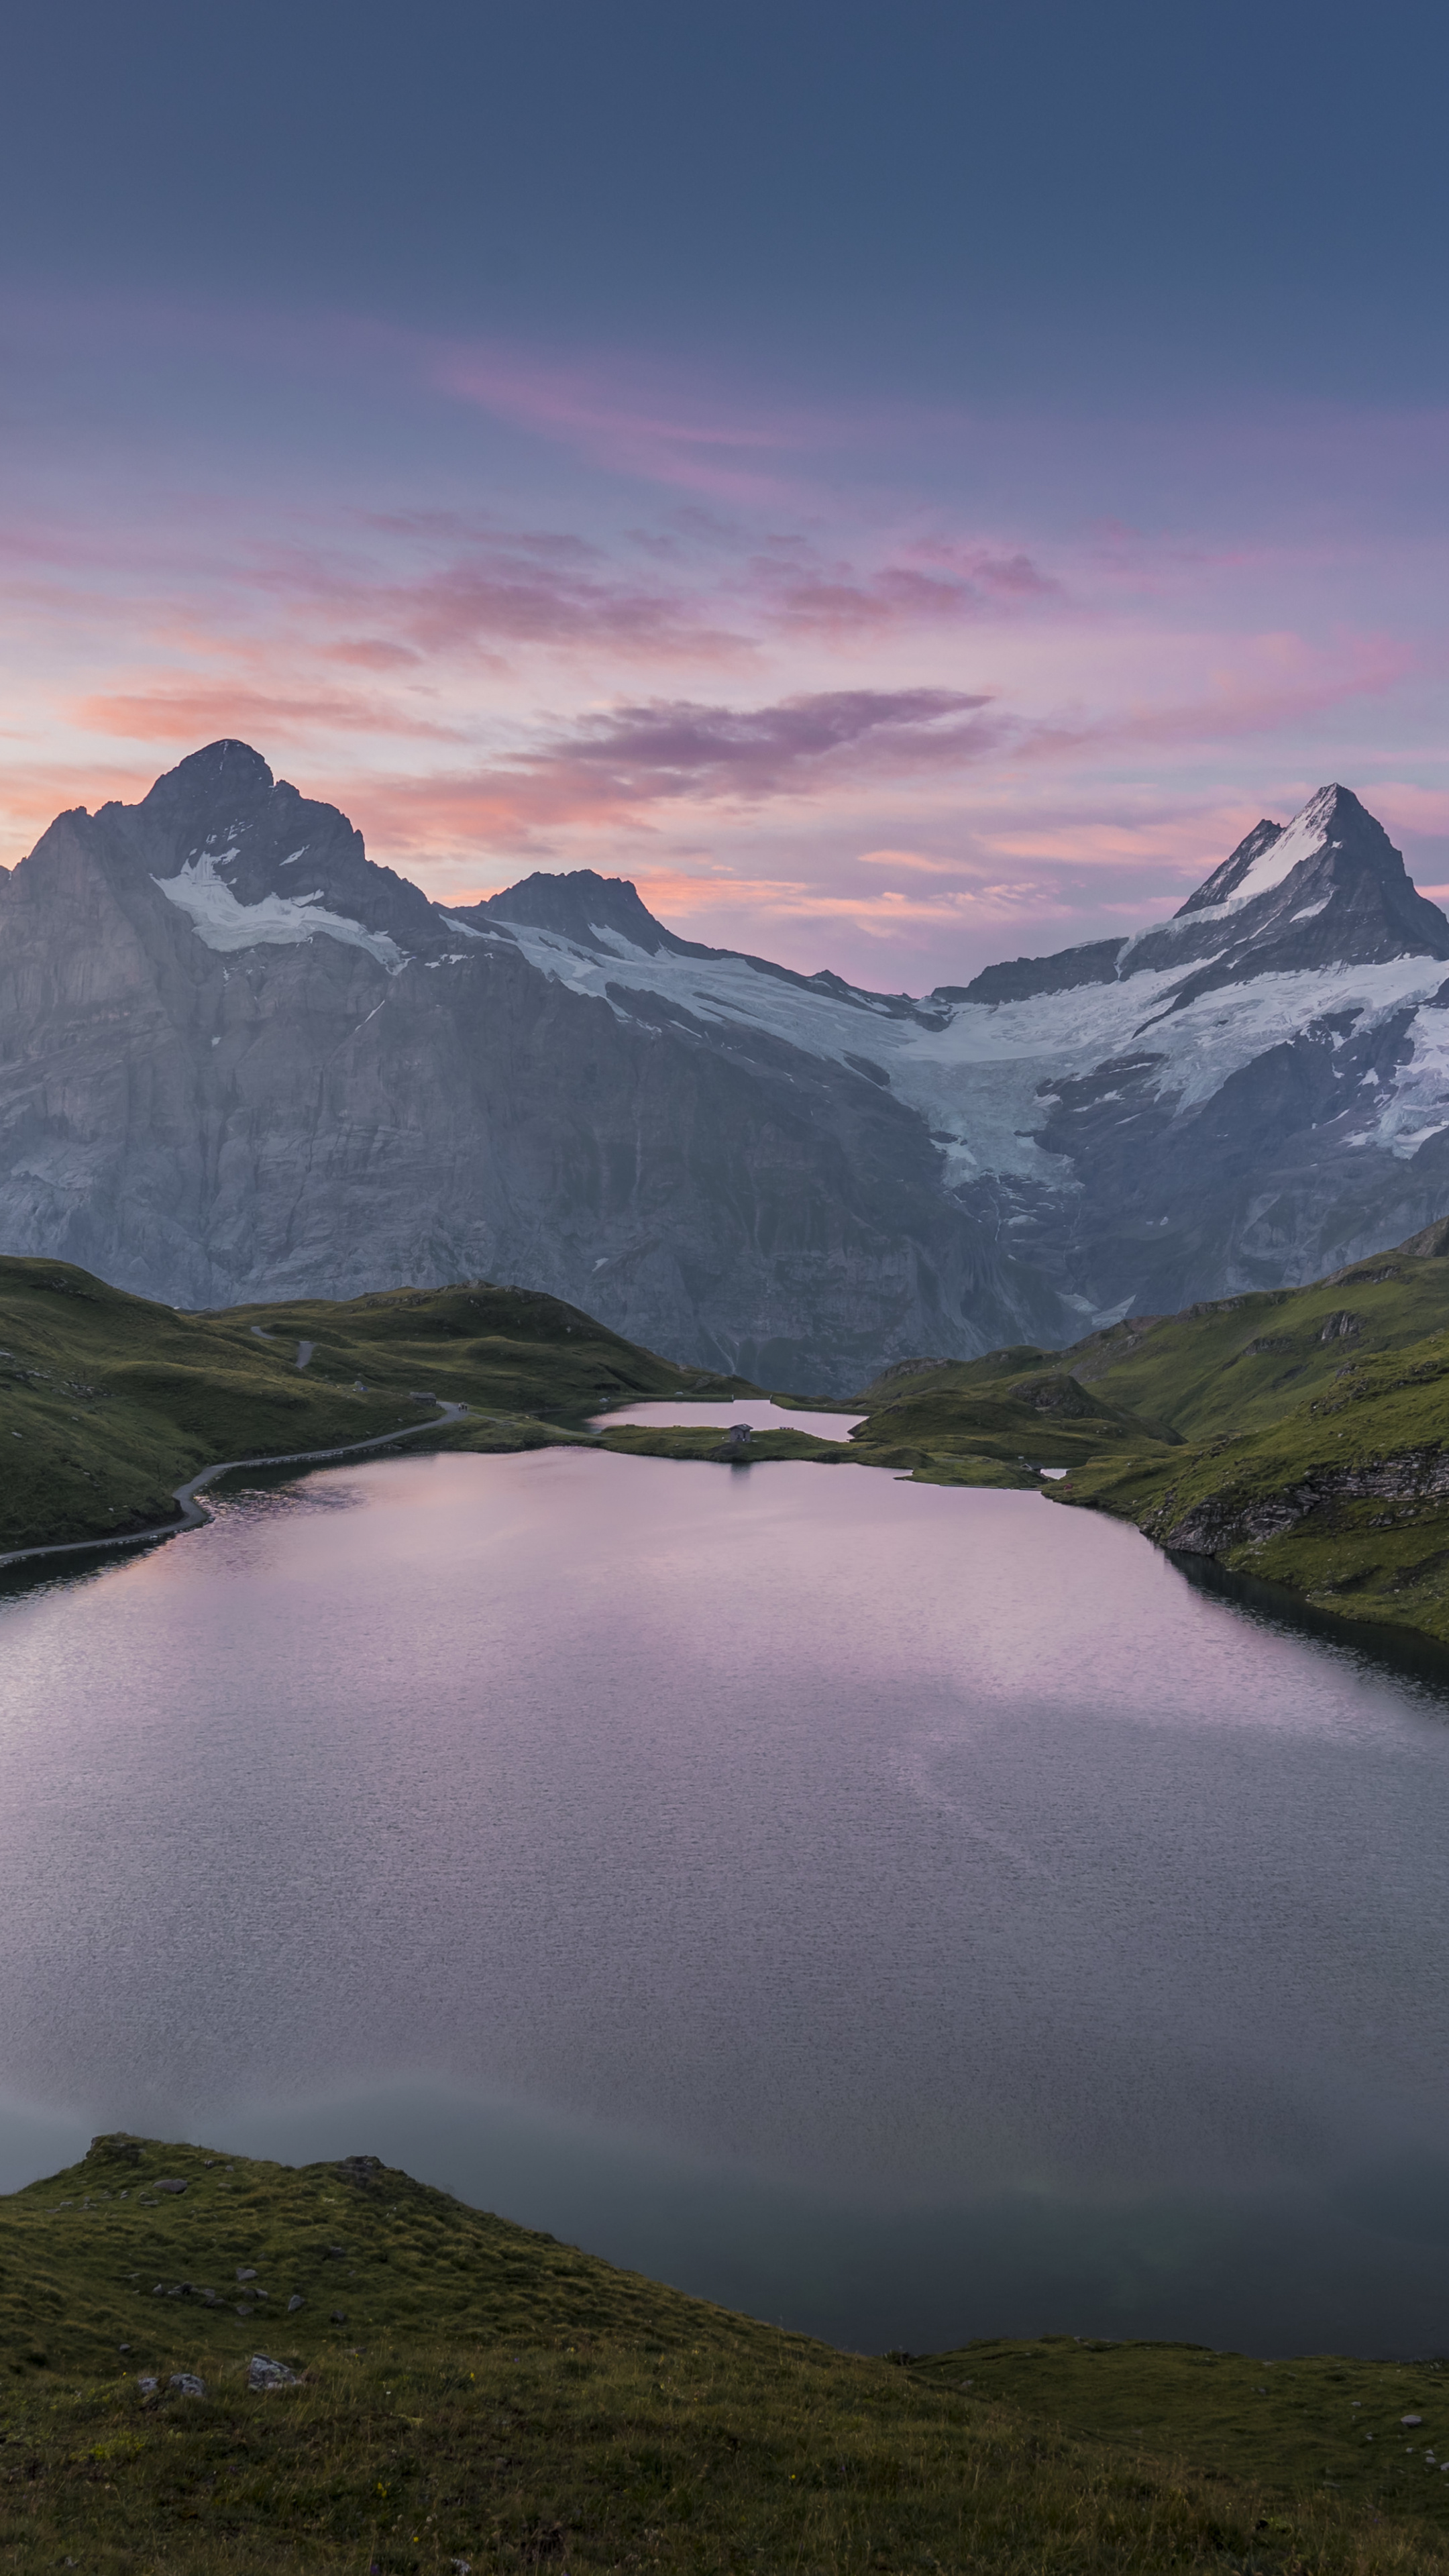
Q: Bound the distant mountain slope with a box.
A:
[3,742,1449,1384]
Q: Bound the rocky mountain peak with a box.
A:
[138,738,276,813]
[1146,783,1449,997]
[941,786,1448,1011]
[1175,784,1406,922]
[62,737,441,961]
[466,867,713,961]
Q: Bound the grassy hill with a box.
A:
[2,2133,1446,2575]
[0,1260,752,1558]
[843,1221,1449,1646]
[844,1354,1181,1483]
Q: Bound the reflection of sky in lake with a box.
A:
[592,1400,864,1437]
[2,1448,1448,2355]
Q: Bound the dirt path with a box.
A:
[0,1401,468,1576]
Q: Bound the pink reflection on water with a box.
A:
[592,1399,864,1438]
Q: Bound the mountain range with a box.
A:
[3,740,1448,1387]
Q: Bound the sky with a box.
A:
[3,0,1448,989]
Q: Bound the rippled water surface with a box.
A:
[3,1446,1449,2354]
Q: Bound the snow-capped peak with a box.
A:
[1217,782,1342,912]
[1174,784,1354,924]
[1174,782,1399,926]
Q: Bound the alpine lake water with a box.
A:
[3,1407,1449,2361]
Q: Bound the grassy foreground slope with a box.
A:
[2,2135,1445,2576]
[846,1222,1449,1644]
[0,1259,751,1556]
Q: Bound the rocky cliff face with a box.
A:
[2,745,1448,1387]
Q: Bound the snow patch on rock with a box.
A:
[495,901,1449,1189]
[154,851,406,969]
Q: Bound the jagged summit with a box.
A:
[138,738,276,808]
[948,785,1449,1010]
[1173,784,1435,933]
[1138,782,1449,998]
[78,737,441,957]
[50,752,1446,1010]
[97,739,281,861]
[464,867,717,961]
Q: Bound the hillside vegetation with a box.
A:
[0,1260,750,1558]
[846,1222,1449,1644]
[3,2133,1447,2575]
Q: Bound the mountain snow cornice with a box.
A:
[1,745,1446,1388]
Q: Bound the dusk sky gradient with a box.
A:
[5,0,1448,985]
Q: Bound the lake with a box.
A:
[3,1441,1449,2358]
[596,1399,865,1435]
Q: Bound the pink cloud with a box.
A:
[3,283,1449,985]
[855,848,966,874]
[533,688,999,794]
[236,522,755,675]
[0,756,164,858]
[1006,629,1425,773]
[325,639,425,670]
[981,812,1267,869]
[341,688,1004,853]
[74,683,464,747]
[389,550,735,659]
[1368,782,1449,835]
[757,543,1059,639]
